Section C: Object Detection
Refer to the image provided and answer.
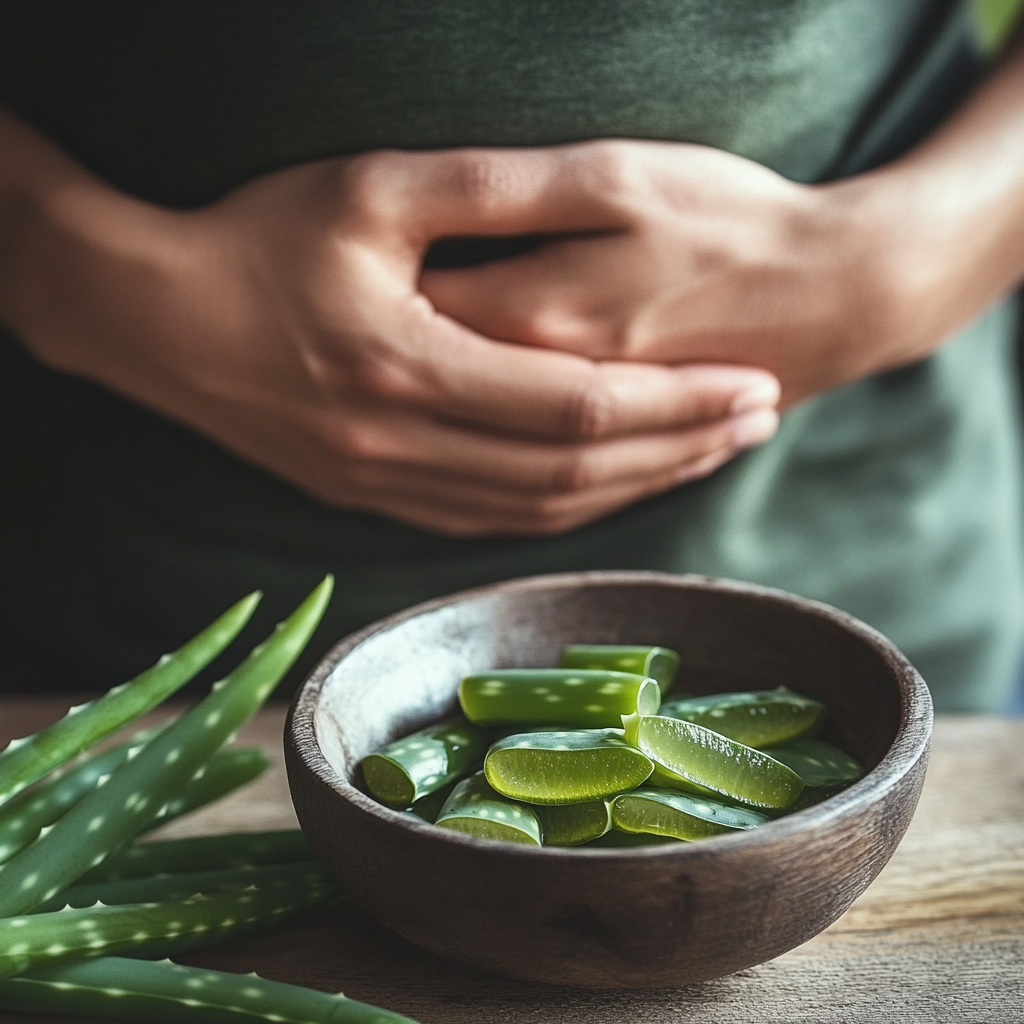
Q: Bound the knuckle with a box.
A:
[449,152,530,217]
[580,140,642,200]
[322,419,391,464]
[563,379,619,440]
[337,151,404,221]
[548,450,598,493]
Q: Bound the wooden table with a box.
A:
[2,700,1022,1023]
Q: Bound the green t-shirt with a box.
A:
[0,0,1021,709]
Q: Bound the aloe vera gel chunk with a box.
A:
[535,800,613,846]
[630,715,804,810]
[435,773,542,845]
[560,645,680,696]
[612,786,769,841]
[361,716,488,809]
[460,669,660,727]
[659,688,825,748]
[485,730,654,804]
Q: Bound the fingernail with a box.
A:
[731,379,781,415]
[732,408,779,448]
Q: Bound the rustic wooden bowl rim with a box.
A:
[289,570,932,861]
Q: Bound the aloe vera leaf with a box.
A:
[659,689,826,748]
[611,786,769,841]
[560,645,680,696]
[142,747,270,833]
[460,669,660,728]
[760,738,865,788]
[406,780,460,824]
[0,577,333,917]
[535,800,612,846]
[0,878,341,978]
[434,773,542,845]
[30,862,336,915]
[77,830,314,884]
[0,956,419,1023]
[0,737,152,866]
[361,717,489,809]
[627,714,805,811]
[484,730,653,804]
[0,593,261,809]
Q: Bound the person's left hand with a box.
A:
[419,139,947,406]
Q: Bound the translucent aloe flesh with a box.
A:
[0,957,419,1023]
[535,800,612,846]
[560,645,680,696]
[0,592,261,808]
[360,717,489,809]
[0,577,332,918]
[459,669,660,728]
[611,786,769,841]
[484,730,654,804]
[78,830,314,884]
[628,715,805,811]
[659,689,825,748]
[434,773,542,845]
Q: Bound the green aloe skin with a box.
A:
[659,689,825,748]
[0,957,419,1023]
[624,714,805,811]
[0,578,424,1023]
[611,786,769,841]
[534,800,612,846]
[761,737,865,810]
[0,578,332,919]
[0,593,261,808]
[79,830,315,884]
[484,730,654,804]
[560,645,680,696]
[434,773,542,845]
[360,717,490,809]
[460,669,661,728]
[30,861,333,915]
[0,879,341,979]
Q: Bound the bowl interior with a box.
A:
[313,573,904,788]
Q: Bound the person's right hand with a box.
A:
[0,113,780,537]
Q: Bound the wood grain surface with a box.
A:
[1,700,1021,1024]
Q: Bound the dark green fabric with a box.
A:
[1,1,1021,709]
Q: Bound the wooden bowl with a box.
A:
[285,571,931,988]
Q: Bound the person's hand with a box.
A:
[0,113,781,537]
[420,74,1024,407]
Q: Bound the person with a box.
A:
[1,1,1022,710]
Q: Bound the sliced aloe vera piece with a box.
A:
[406,779,459,824]
[659,688,825,748]
[612,786,769,841]
[460,670,660,728]
[484,729,653,805]
[361,716,488,809]
[434,773,542,845]
[627,715,804,810]
[761,738,864,788]
[560,646,680,696]
[585,829,684,848]
[535,800,612,846]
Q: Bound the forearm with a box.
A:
[836,33,1024,364]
